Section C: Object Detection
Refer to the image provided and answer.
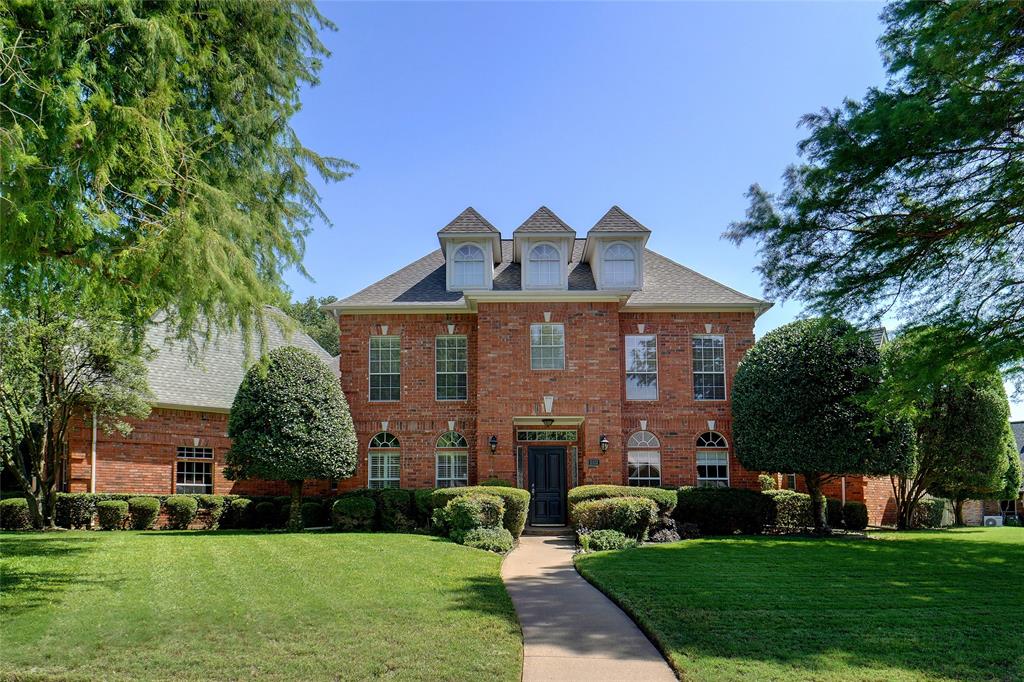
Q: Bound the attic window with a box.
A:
[452,244,485,288]
[528,244,560,287]
[603,243,636,287]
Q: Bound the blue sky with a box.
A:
[286,1,1022,419]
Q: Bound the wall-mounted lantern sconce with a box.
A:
[599,434,610,452]
[489,435,498,453]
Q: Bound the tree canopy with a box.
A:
[227,346,356,529]
[285,296,339,356]
[731,317,913,531]
[726,1,1024,389]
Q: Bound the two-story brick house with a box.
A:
[326,206,773,523]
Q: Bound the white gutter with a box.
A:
[90,410,97,493]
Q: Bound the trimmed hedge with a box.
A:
[572,497,657,540]
[165,495,198,529]
[413,489,435,527]
[378,488,415,531]
[479,478,514,487]
[223,498,253,529]
[253,501,278,529]
[915,498,947,528]
[128,497,160,530]
[675,486,771,535]
[584,529,637,551]
[96,500,129,530]
[300,501,325,528]
[196,495,228,529]
[568,485,676,517]
[0,498,31,530]
[843,501,869,530]
[827,497,844,528]
[434,494,504,543]
[332,496,375,531]
[764,489,814,529]
[462,526,514,553]
[430,486,530,538]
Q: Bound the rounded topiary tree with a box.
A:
[227,346,357,531]
[732,318,912,532]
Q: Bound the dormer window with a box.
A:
[452,244,485,288]
[528,244,561,287]
[602,243,637,287]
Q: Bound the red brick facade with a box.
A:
[780,474,898,526]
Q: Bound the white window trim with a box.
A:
[601,241,638,288]
[692,334,727,401]
[435,335,468,402]
[368,335,401,403]
[696,449,730,488]
[627,450,661,487]
[175,446,214,494]
[625,334,658,401]
[368,432,401,489]
[530,322,565,370]
[435,451,469,488]
[451,243,487,289]
[524,241,567,290]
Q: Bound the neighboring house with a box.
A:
[321,205,776,524]
[64,309,335,497]
[962,420,1024,525]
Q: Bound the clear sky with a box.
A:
[285,1,1022,419]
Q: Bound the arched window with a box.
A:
[627,430,661,487]
[528,244,561,287]
[452,244,485,288]
[603,243,636,287]
[435,431,468,488]
[696,431,728,488]
[368,432,400,488]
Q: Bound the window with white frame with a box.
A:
[696,431,729,487]
[452,244,485,288]
[786,473,798,490]
[693,335,726,400]
[368,432,400,488]
[528,244,561,287]
[369,336,400,401]
[627,431,661,486]
[435,335,468,400]
[603,243,636,287]
[176,446,213,494]
[435,431,469,488]
[625,335,658,400]
[530,323,565,370]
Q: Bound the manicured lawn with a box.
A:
[576,527,1024,682]
[1,531,521,681]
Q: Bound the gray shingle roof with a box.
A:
[144,309,333,411]
[333,239,768,312]
[1012,421,1024,454]
[437,207,499,234]
[513,206,575,234]
[589,206,651,233]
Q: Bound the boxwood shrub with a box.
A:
[413,489,435,527]
[568,485,676,517]
[585,529,637,551]
[96,500,129,530]
[462,526,514,553]
[843,501,869,531]
[572,497,657,540]
[764,489,814,529]
[332,496,375,531]
[433,493,504,543]
[914,498,947,528]
[164,495,199,529]
[300,501,325,528]
[253,501,279,529]
[827,497,844,528]
[0,498,31,530]
[674,486,771,535]
[478,478,514,487]
[127,497,160,530]
[378,488,415,531]
[56,492,98,529]
[430,486,530,538]
[195,495,228,529]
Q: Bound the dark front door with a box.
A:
[528,446,566,525]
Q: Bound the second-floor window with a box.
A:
[436,335,468,401]
[452,244,485,288]
[625,334,658,400]
[603,243,636,287]
[528,244,561,287]
[693,335,725,400]
[531,323,565,370]
[369,336,400,401]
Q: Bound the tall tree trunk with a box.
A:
[953,498,965,526]
[804,473,830,534]
[287,480,304,532]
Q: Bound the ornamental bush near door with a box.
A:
[433,494,504,543]
[128,497,160,530]
[96,501,129,530]
[764,489,814,529]
[567,485,677,517]
[462,526,514,553]
[429,486,530,538]
[571,497,658,540]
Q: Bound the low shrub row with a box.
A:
[568,485,677,517]
[0,498,31,530]
[675,487,871,535]
[429,493,514,553]
[572,497,658,540]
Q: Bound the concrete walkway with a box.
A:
[501,535,676,682]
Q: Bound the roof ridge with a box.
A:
[590,205,651,233]
[643,248,768,304]
[514,206,575,233]
[438,206,499,234]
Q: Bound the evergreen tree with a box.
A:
[285,296,340,356]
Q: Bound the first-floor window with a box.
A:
[697,451,729,488]
[176,446,213,493]
[435,431,469,487]
[627,431,661,486]
[368,432,401,488]
[786,473,798,490]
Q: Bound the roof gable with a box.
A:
[513,206,575,234]
[437,207,499,234]
[589,205,651,233]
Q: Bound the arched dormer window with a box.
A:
[602,243,636,287]
[368,432,400,488]
[627,430,661,487]
[435,431,468,487]
[696,431,728,488]
[452,244,485,288]
[528,243,561,287]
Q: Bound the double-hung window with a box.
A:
[528,244,561,287]
[452,245,485,288]
[625,334,658,400]
[696,431,729,487]
[176,446,213,494]
[369,336,401,401]
[627,431,661,487]
[693,335,726,400]
[436,335,468,400]
[530,323,565,370]
[368,432,400,488]
[435,431,469,488]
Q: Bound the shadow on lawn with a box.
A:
[578,533,1024,681]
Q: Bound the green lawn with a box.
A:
[1,531,521,681]
[576,527,1024,682]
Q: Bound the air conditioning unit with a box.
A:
[983,515,1004,527]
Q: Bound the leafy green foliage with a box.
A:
[284,296,340,356]
[300,501,325,528]
[331,497,375,532]
[568,485,677,517]
[164,496,198,530]
[127,497,160,530]
[758,474,777,491]
[96,501,129,530]
[913,499,948,529]
[583,529,637,552]
[763,490,813,529]
[433,494,504,544]
[429,486,530,538]
[571,497,657,540]
[674,487,772,535]
[843,502,869,531]
[462,527,514,554]
[377,488,416,532]
[223,498,253,530]
[0,498,30,530]
[727,1,1024,387]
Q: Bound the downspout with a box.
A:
[90,410,97,493]
[841,476,846,505]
